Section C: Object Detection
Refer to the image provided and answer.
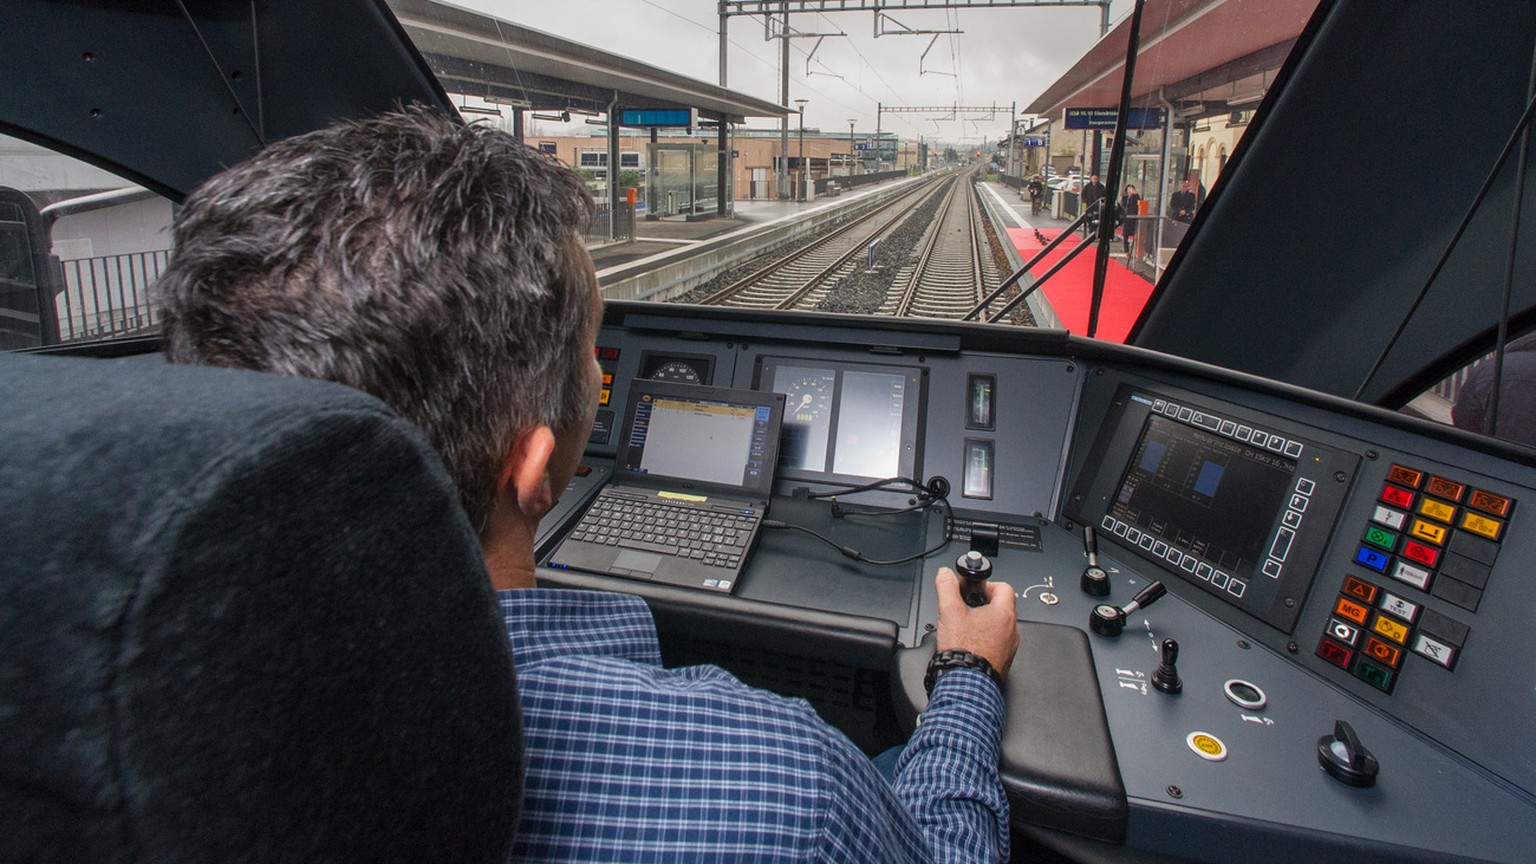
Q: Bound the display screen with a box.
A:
[758,358,924,482]
[623,392,776,489]
[1110,414,1295,581]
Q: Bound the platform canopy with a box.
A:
[1024,0,1316,119]
[388,0,787,124]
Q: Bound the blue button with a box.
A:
[1354,546,1389,573]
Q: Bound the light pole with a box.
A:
[794,99,808,201]
[848,119,856,177]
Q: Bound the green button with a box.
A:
[1364,526,1398,551]
[1352,658,1394,691]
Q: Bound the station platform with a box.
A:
[976,181,1157,344]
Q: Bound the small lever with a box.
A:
[1079,525,1110,597]
[1089,581,1166,637]
[1317,720,1380,788]
[1151,638,1182,694]
[955,550,993,607]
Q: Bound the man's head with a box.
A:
[158,107,601,539]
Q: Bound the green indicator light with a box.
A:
[1364,527,1397,550]
[1353,660,1392,689]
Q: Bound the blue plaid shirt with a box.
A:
[501,588,1009,863]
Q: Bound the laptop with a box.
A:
[548,380,786,593]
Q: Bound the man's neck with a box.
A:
[482,515,538,591]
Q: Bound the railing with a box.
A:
[55,249,170,342]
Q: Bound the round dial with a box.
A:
[785,375,833,423]
[648,360,703,384]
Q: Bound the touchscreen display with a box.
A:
[758,358,924,482]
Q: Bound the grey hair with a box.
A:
[158,106,596,533]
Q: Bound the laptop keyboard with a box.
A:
[570,495,756,569]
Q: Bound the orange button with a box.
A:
[1417,498,1456,524]
[1387,464,1424,488]
[1341,576,1379,604]
[1426,476,1465,502]
[601,372,614,385]
[1461,511,1505,542]
[1409,519,1448,546]
[1335,596,1370,625]
[1468,489,1513,518]
[1371,613,1410,645]
[1363,636,1403,668]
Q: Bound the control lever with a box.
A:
[955,550,993,607]
[1079,525,1110,597]
[1151,638,1182,694]
[1089,581,1166,637]
[1317,720,1380,788]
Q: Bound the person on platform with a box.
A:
[156,106,1020,864]
[1119,183,1141,255]
[1171,178,1198,223]
[1028,173,1046,215]
[1081,172,1106,234]
[1453,332,1536,448]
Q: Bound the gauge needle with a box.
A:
[797,394,813,411]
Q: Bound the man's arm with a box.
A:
[892,569,1019,863]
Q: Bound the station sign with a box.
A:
[619,107,698,128]
[1020,136,1048,147]
[1063,107,1164,130]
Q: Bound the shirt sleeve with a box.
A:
[891,669,1011,864]
[497,588,662,668]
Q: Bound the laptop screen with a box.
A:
[617,380,785,499]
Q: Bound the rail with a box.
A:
[56,249,170,343]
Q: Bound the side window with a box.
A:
[0,132,175,348]
[1411,331,1536,449]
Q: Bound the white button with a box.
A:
[1227,578,1247,598]
[1380,592,1420,623]
[1412,634,1456,669]
[1128,528,1142,544]
[1211,571,1230,589]
[1153,399,1167,412]
[1284,441,1304,458]
[1372,505,1407,530]
[1196,562,1213,581]
[1390,560,1432,590]
[1328,618,1362,646]
[1251,431,1269,447]
[1289,494,1309,512]
[1182,556,1198,572]
[1220,420,1237,436]
[1139,534,1155,550]
[1223,679,1267,710]
[1101,514,1116,532]
[1153,541,1169,557]
[1263,559,1282,578]
[1296,478,1316,496]
[1267,437,1286,453]
[1283,510,1303,528]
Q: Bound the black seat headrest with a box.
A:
[0,353,522,863]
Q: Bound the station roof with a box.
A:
[1024,0,1317,119]
[387,0,788,124]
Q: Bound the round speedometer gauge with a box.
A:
[648,360,704,384]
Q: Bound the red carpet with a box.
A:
[1005,228,1154,343]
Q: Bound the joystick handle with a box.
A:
[1088,581,1166,637]
[1079,526,1110,597]
[955,550,993,607]
[1151,638,1182,694]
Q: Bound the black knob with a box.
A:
[955,550,992,607]
[1079,526,1111,596]
[1152,638,1182,694]
[1318,720,1379,788]
[1089,603,1125,636]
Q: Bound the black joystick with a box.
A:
[1318,720,1380,788]
[1079,525,1110,597]
[1151,638,1182,694]
[955,550,993,607]
[1089,581,1166,637]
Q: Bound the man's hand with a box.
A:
[934,567,1020,682]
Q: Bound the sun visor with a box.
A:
[0,0,450,201]
[1131,2,1536,406]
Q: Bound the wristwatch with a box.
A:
[923,648,1004,696]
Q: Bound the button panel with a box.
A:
[1318,463,1504,693]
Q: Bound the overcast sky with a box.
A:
[450,0,1136,145]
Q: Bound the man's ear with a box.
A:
[497,425,557,518]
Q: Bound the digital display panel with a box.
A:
[758,358,924,482]
[1110,414,1295,581]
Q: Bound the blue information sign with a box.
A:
[620,108,697,127]
[1063,107,1164,130]
[1020,136,1048,147]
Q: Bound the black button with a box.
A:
[1438,552,1490,589]
[1417,608,1470,647]
[1431,576,1482,613]
[1448,530,1499,566]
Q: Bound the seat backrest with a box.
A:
[0,353,522,863]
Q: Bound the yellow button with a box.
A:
[1461,512,1505,541]
[598,388,611,406]
[1409,519,1447,546]
[1417,498,1456,524]
[1371,614,1410,645]
[1186,731,1228,762]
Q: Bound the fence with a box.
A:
[56,249,170,342]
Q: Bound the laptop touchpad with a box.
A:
[612,550,664,575]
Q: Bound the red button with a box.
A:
[1380,485,1416,509]
[1317,638,1353,669]
[1401,540,1440,568]
[1426,476,1465,502]
[1387,465,1424,488]
[1342,576,1379,604]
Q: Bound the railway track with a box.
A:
[883,178,991,319]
